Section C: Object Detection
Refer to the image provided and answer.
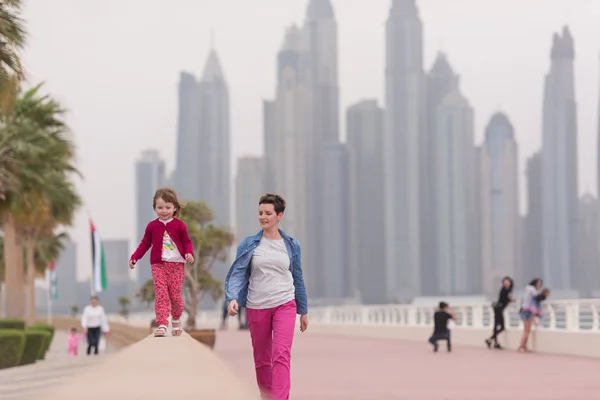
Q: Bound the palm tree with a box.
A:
[0,84,79,318]
[0,0,26,116]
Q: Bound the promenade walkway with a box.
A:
[0,331,116,399]
[2,325,599,399]
[216,329,600,399]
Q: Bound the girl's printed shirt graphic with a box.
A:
[162,231,185,263]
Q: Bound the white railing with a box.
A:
[306,299,600,332]
[108,299,600,333]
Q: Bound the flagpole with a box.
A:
[46,269,52,324]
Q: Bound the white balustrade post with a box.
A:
[565,303,579,331]
[472,305,484,328]
[407,307,417,326]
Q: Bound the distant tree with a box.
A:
[70,305,78,318]
[118,297,131,321]
[136,279,155,309]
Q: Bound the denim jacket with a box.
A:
[224,229,308,315]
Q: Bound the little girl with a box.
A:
[129,187,195,337]
[67,327,84,356]
[525,288,551,325]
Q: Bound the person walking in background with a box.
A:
[428,301,456,352]
[518,278,543,353]
[81,296,110,355]
[225,193,309,400]
[67,327,85,356]
[485,276,515,350]
[129,188,195,337]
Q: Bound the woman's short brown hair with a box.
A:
[259,193,286,214]
[153,187,184,217]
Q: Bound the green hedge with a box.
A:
[0,319,26,330]
[19,329,50,366]
[31,323,55,359]
[0,330,26,369]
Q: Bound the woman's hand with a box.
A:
[300,314,309,332]
[227,300,239,316]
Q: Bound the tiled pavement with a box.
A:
[215,329,600,400]
[0,331,115,399]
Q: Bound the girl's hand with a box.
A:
[128,260,136,269]
[185,253,194,263]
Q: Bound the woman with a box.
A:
[80,296,110,355]
[485,276,514,350]
[518,278,543,353]
[225,193,309,400]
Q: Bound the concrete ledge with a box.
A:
[42,333,256,399]
[309,325,600,358]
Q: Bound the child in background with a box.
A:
[525,288,551,326]
[129,188,194,337]
[67,327,84,356]
[428,301,456,352]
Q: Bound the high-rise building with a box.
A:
[384,0,426,301]
[135,150,165,286]
[197,49,231,229]
[235,157,265,240]
[173,50,230,229]
[435,89,476,295]
[318,143,350,301]
[263,100,277,191]
[303,0,340,300]
[272,24,310,252]
[479,113,520,297]
[347,100,386,304]
[421,53,459,296]
[174,72,201,202]
[523,152,543,284]
[576,194,599,298]
[52,241,79,314]
[541,27,578,290]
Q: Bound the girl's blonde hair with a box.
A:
[153,187,185,217]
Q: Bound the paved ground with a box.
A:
[216,329,600,400]
[0,331,116,399]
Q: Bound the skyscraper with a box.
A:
[347,100,386,304]
[235,157,265,240]
[541,27,578,290]
[479,113,520,297]
[135,150,165,286]
[174,72,201,202]
[523,152,543,284]
[384,0,426,300]
[197,49,231,229]
[318,143,350,301]
[421,52,459,296]
[576,194,599,298]
[174,49,230,229]
[435,89,476,295]
[303,0,341,299]
[263,100,277,191]
[272,24,310,250]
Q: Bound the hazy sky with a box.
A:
[22,0,600,278]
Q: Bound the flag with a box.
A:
[48,260,58,301]
[90,219,108,293]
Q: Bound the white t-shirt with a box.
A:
[246,237,295,309]
[160,219,185,263]
[81,305,110,332]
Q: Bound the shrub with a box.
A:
[0,319,26,330]
[19,329,50,366]
[0,330,26,369]
[31,323,55,359]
